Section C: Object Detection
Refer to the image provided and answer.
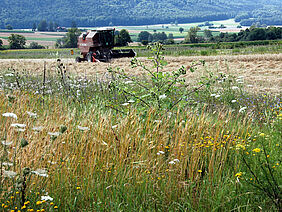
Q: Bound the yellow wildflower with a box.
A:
[252,148,261,153]
[235,144,246,150]
[259,133,265,137]
[198,170,202,173]
[235,172,243,178]
[36,201,42,205]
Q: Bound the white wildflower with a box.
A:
[32,169,48,177]
[125,81,134,84]
[4,170,17,178]
[16,128,25,132]
[157,151,165,155]
[32,126,44,132]
[159,94,167,99]
[239,107,247,113]
[121,102,129,106]
[48,161,57,165]
[77,126,89,131]
[5,73,14,77]
[11,123,26,128]
[48,132,60,137]
[169,159,180,164]
[41,195,53,201]
[210,94,216,97]
[128,99,135,103]
[1,140,13,146]
[101,141,108,146]
[247,84,253,87]
[26,111,37,118]
[231,100,237,103]
[154,120,162,123]
[2,162,13,166]
[215,94,221,98]
[232,86,239,90]
[2,112,17,120]
[112,125,118,129]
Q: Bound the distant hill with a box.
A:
[1,0,281,28]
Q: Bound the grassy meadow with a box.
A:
[0,44,281,211]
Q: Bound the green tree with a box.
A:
[56,28,81,48]
[204,29,212,38]
[0,39,3,49]
[37,20,48,31]
[8,34,26,49]
[179,27,184,33]
[185,26,200,43]
[48,21,54,32]
[138,31,152,43]
[153,32,167,42]
[32,23,37,31]
[6,24,13,30]
[115,29,132,46]
[247,28,266,41]
[168,33,174,39]
[71,21,77,28]
[29,42,45,49]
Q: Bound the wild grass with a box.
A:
[0,48,80,59]
[0,50,281,211]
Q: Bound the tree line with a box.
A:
[184,27,282,44]
[1,27,281,50]
[0,34,45,50]
[137,27,282,45]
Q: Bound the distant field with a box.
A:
[0,31,66,47]
[112,19,246,42]
[0,19,279,47]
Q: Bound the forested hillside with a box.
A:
[1,0,281,28]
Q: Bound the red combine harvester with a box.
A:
[76,28,136,62]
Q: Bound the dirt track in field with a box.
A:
[0,54,281,94]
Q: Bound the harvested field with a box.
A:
[0,54,281,93]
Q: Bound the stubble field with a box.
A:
[1,53,281,93]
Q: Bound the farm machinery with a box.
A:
[76,28,136,62]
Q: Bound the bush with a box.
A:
[29,42,45,49]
